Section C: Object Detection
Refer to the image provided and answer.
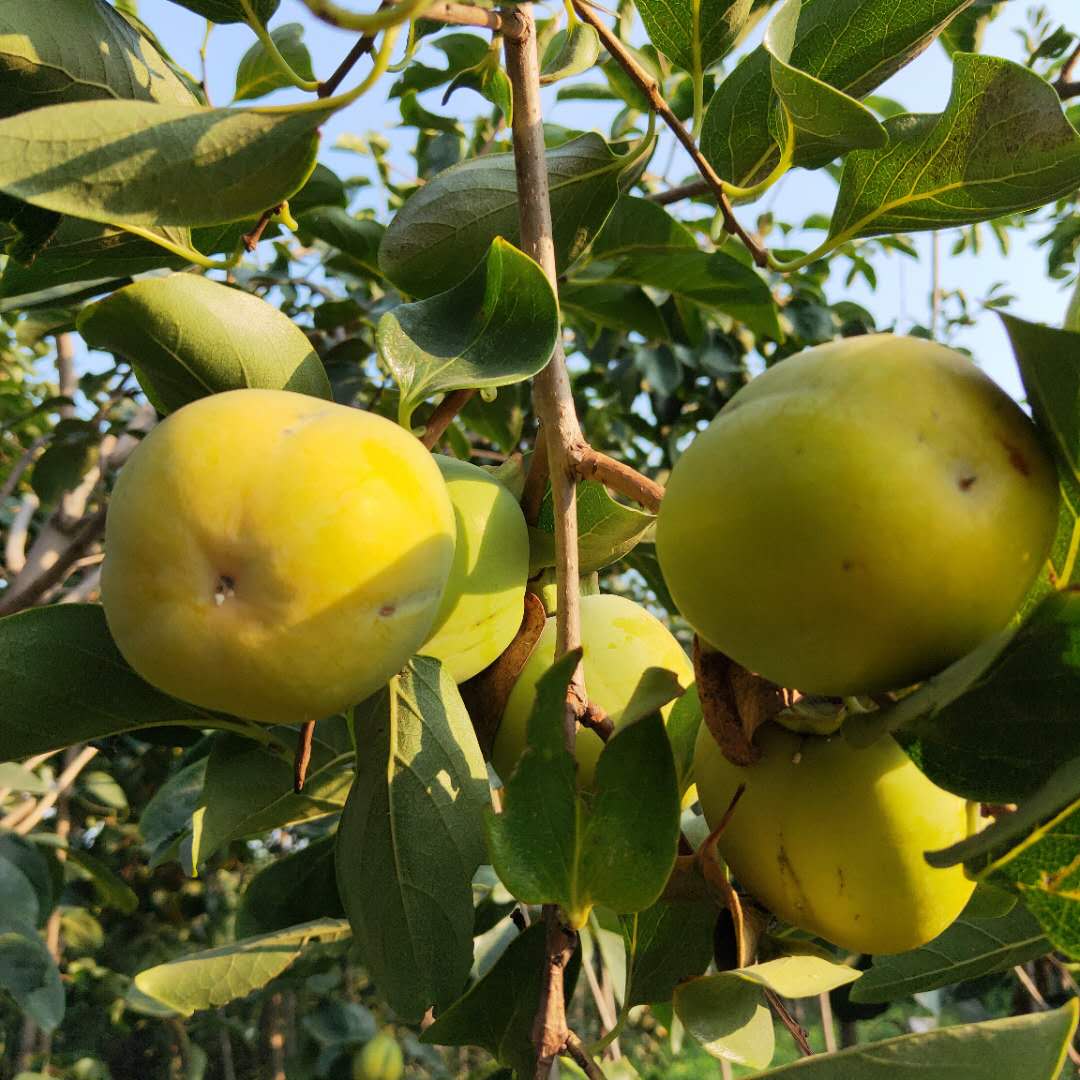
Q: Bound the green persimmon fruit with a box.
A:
[420,456,530,683]
[656,334,1059,696]
[353,1033,404,1080]
[491,593,694,788]
[102,389,455,725]
[695,721,977,954]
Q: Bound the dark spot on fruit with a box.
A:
[214,574,236,605]
[958,475,977,491]
[841,559,854,572]
[837,867,845,892]
[999,438,1030,476]
[379,604,396,617]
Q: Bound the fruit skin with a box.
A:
[491,593,694,788]
[694,721,976,955]
[353,1033,404,1080]
[420,456,529,683]
[656,334,1059,696]
[102,388,455,725]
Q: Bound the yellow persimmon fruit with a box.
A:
[420,456,529,683]
[656,334,1059,696]
[695,721,977,955]
[491,593,694,788]
[101,388,455,725]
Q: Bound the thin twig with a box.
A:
[1014,964,1080,1066]
[294,721,317,792]
[420,388,475,449]
[649,179,711,205]
[571,0,768,268]
[764,989,813,1057]
[521,427,550,526]
[319,32,377,96]
[0,435,48,506]
[243,205,283,252]
[1055,41,1080,99]
[819,991,837,1054]
[563,1031,607,1079]
[427,0,516,32]
[571,446,663,513]
[7,745,99,835]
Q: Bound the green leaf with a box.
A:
[139,757,207,869]
[376,238,558,430]
[0,835,53,925]
[0,99,327,228]
[0,0,198,118]
[673,975,774,1068]
[288,162,348,214]
[1002,313,1080,597]
[0,764,48,796]
[0,604,214,758]
[560,282,670,342]
[940,2,1007,55]
[134,918,350,1016]
[30,419,97,504]
[0,850,43,936]
[379,132,628,298]
[850,902,1049,1002]
[78,273,331,414]
[623,898,716,1006]
[63,847,139,915]
[335,658,490,1023]
[422,923,579,1077]
[234,22,314,101]
[236,834,343,937]
[576,198,780,339]
[0,932,64,1032]
[665,684,702,797]
[742,1001,1079,1079]
[540,24,601,86]
[443,56,513,125]
[764,0,888,169]
[485,653,681,929]
[981,792,1080,960]
[530,479,656,576]
[192,724,352,868]
[165,0,280,24]
[829,55,1080,243]
[700,0,972,186]
[886,591,1080,803]
[298,207,384,276]
[636,0,751,73]
[0,194,60,264]
[389,33,490,98]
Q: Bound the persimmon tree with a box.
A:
[2,0,1080,1078]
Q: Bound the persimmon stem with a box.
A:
[765,989,814,1057]
[570,0,769,268]
[570,445,663,513]
[294,720,317,792]
[563,1031,608,1079]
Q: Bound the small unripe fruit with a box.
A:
[353,1033,404,1080]
[656,335,1059,695]
[420,457,529,683]
[694,722,977,954]
[491,593,694,788]
[102,389,455,725]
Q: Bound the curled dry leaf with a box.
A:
[460,591,547,758]
[693,637,791,766]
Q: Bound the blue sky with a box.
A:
[125,0,1078,401]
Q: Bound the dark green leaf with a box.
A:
[63,847,139,915]
[0,932,64,1032]
[486,654,681,928]
[299,207,384,275]
[139,757,207,868]
[78,273,331,413]
[0,850,42,936]
[0,99,327,227]
[193,727,352,868]
[742,1002,1078,1078]
[134,918,350,1016]
[233,22,314,101]
[829,56,1080,242]
[335,658,490,1022]
[422,923,579,1077]
[636,0,751,73]
[30,420,97,504]
[623,898,715,1006]
[940,2,1007,55]
[389,33,490,97]
[379,132,627,298]
[236,834,344,937]
[165,0,280,24]
[288,162,349,214]
[376,238,558,429]
[0,0,197,118]
[0,195,60,265]
[560,282,669,341]
[850,902,1049,1002]
[701,0,972,186]
[0,605,213,758]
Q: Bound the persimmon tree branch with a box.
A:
[570,0,769,268]
[420,389,475,449]
[649,179,711,205]
[1055,41,1080,99]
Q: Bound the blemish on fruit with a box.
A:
[214,574,236,605]
[837,867,845,893]
[999,438,1030,476]
[958,475,977,491]
[841,559,854,571]
[379,604,396,617]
